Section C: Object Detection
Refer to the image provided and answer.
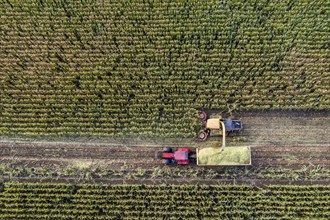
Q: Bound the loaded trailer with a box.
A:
[196,146,251,166]
[156,146,251,166]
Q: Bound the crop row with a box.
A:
[0,183,329,219]
[0,0,329,137]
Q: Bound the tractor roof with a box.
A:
[206,118,220,129]
[174,151,188,161]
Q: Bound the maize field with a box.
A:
[0,182,329,219]
[0,0,329,137]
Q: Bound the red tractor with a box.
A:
[156,147,196,165]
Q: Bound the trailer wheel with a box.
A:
[197,130,208,141]
[198,111,207,122]
[164,159,172,165]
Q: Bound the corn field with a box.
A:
[0,0,329,137]
[0,182,329,219]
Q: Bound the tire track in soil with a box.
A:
[0,111,329,171]
[0,143,165,168]
[240,111,330,146]
[251,145,330,167]
[0,142,329,169]
[0,143,329,184]
[0,143,162,159]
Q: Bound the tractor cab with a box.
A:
[225,119,243,130]
[158,147,195,165]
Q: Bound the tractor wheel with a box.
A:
[234,130,243,136]
[198,111,207,122]
[164,159,172,165]
[164,147,172,153]
[197,130,208,141]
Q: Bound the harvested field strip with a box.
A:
[1,159,329,182]
[253,146,330,153]
[0,142,328,166]
[0,143,163,159]
[240,111,330,146]
[253,159,330,167]
[0,183,329,219]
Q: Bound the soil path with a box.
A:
[0,142,329,168]
[240,111,330,146]
[0,111,329,177]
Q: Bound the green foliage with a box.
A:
[1,162,329,180]
[0,183,329,219]
[0,0,328,137]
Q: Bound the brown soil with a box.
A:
[239,110,330,146]
[0,110,329,184]
[0,142,328,168]
[252,145,330,167]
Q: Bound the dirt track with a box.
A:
[0,142,329,169]
[235,110,330,146]
[0,111,329,182]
